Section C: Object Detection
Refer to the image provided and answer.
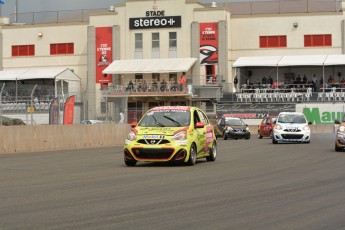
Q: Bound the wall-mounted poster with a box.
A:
[200,22,218,65]
[96,27,112,84]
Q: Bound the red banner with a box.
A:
[96,27,112,84]
[63,95,75,125]
[200,22,218,65]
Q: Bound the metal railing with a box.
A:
[9,8,107,25]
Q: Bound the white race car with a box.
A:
[272,112,311,144]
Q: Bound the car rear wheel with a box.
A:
[187,144,197,166]
[125,159,137,166]
[206,141,217,161]
[258,131,263,139]
[335,143,342,152]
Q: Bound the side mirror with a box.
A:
[335,119,340,124]
[273,120,277,124]
[195,122,205,128]
[131,122,138,128]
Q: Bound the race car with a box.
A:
[214,117,251,140]
[258,115,277,139]
[272,112,311,144]
[335,117,345,151]
[123,106,217,166]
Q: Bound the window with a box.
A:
[304,34,332,47]
[152,33,160,48]
[50,43,74,55]
[259,35,287,48]
[152,33,160,58]
[135,33,143,59]
[169,32,177,48]
[135,33,143,49]
[12,45,35,56]
[169,32,177,58]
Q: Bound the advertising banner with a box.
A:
[216,103,296,119]
[96,27,112,84]
[63,95,75,125]
[296,103,345,124]
[200,22,218,65]
[49,97,59,125]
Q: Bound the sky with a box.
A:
[0,0,264,17]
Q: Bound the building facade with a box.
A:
[1,0,345,124]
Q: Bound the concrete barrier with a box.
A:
[0,124,337,154]
[0,124,131,154]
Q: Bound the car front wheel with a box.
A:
[187,144,197,166]
[125,159,137,166]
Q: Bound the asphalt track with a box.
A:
[1,133,345,230]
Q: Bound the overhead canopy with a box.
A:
[233,56,282,67]
[323,54,345,66]
[0,68,80,81]
[103,58,197,74]
[278,55,327,66]
[233,55,345,67]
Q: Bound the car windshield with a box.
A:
[139,110,190,127]
[278,114,306,124]
[225,119,245,126]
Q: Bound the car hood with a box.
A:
[135,126,188,135]
[277,123,307,129]
[228,125,247,129]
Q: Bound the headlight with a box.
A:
[339,126,345,132]
[275,124,282,130]
[246,127,250,131]
[172,130,187,140]
[303,125,310,131]
[127,131,136,141]
[226,126,233,131]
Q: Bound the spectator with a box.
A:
[171,79,178,91]
[267,76,273,85]
[312,74,318,92]
[233,75,238,89]
[152,79,158,91]
[302,75,307,84]
[119,110,124,124]
[179,73,186,91]
[127,80,134,91]
[141,80,148,92]
[160,79,167,91]
[262,76,267,85]
[328,75,334,84]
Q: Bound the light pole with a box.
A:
[0,83,5,126]
[15,0,18,23]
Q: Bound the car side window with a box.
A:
[193,110,201,126]
[266,118,270,124]
[197,110,208,125]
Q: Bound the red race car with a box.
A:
[258,115,277,139]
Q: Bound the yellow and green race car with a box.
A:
[124,106,217,166]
